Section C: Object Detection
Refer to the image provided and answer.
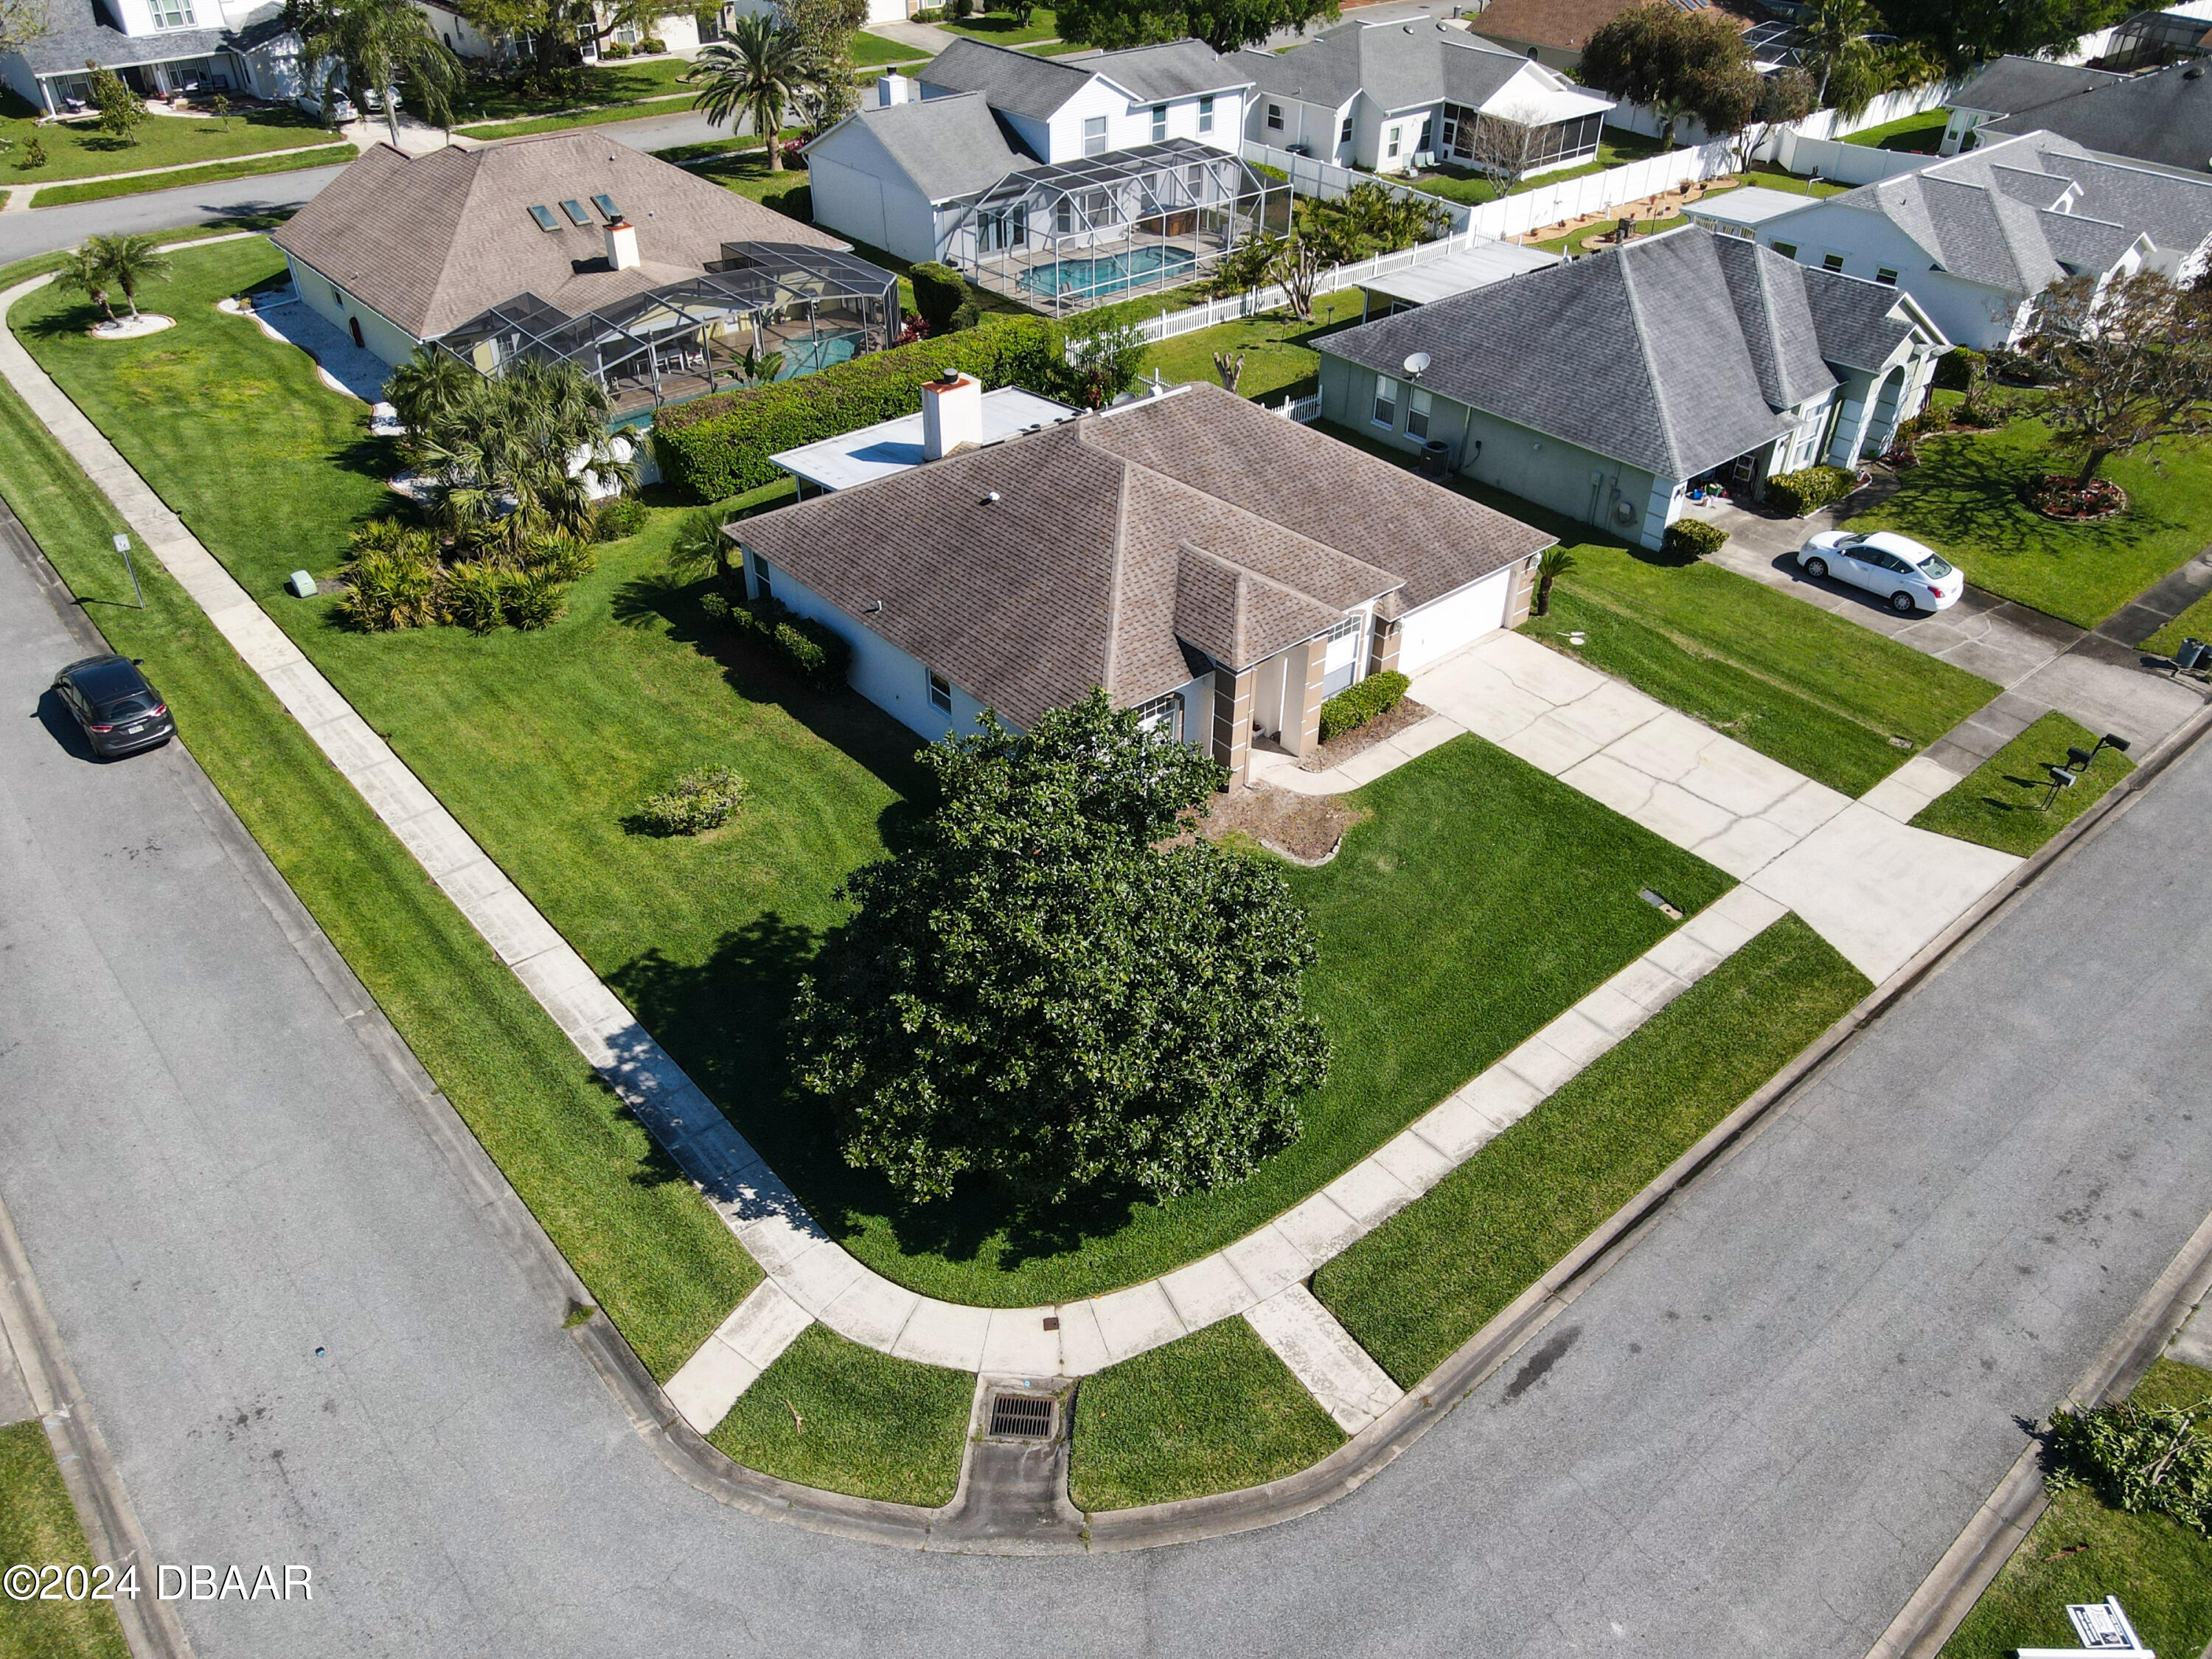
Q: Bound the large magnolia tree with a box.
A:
[2018,269,2212,484]
[789,693,1330,1208]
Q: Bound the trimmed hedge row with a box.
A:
[1933,347,1986,392]
[1764,465,1859,518]
[1319,670,1410,744]
[653,318,1061,500]
[703,591,855,689]
[1662,518,1728,560]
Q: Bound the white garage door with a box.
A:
[1398,566,1514,673]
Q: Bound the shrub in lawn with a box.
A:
[1764,465,1859,518]
[593,494,649,541]
[1933,347,1986,392]
[908,261,970,334]
[443,560,509,634]
[1662,518,1728,560]
[630,764,750,835]
[1318,669,1410,743]
[336,522,442,631]
[651,317,1059,498]
[738,594,852,688]
[524,536,597,585]
[504,568,569,630]
[2045,1396,2212,1537]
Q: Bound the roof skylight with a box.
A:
[560,198,592,225]
[527,204,560,232]
[591,193,622,222]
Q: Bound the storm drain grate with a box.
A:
[987,1394,1053,1439]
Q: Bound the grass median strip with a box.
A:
[1938,1359,2212,1659]
[0,280,759,1384]
[1315,914,1869,1388]
[1910,710,2134,857]
[1068,1319,1344,1512]
[0,1420,132,1659]
[29,145,355,209]
[706,1325,973,1506]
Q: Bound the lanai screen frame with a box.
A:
[431,242,902,419]
[941,138,1295,316]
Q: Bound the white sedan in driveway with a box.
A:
[1796,530,1964,615]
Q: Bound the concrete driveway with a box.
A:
[1702,499,2207,772]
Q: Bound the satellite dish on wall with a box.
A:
[1404,351,1432,376]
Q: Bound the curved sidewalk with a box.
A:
[0,265,2019,1446]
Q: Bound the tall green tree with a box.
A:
[83,233,169,317]
[53,245,116,324]
[2018,269,2212,485]
[686,13,801,164]
[385,342,476,434]
[790,692,1331,1208]
[1056,0,1339,55]
[456,0,663,84]
[85,62,145,145]
[1795,0,1883,116]
[779,0,864,134]
[1578,5,1758,146]
[284,0,465,143]
[1876,0,2130,71]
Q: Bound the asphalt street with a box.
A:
[0,107,740,262]
[2,492,2210,1658]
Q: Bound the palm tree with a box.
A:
[1534,547,1576,618]
[686,13,801,170]
[54,246,116,324]
[84,234,170,318]
[285,0,463,147]
[1797,0,1883,114]
[385,344,474,436]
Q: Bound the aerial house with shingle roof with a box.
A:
[269,131,900,420]
[726,379,1554,779]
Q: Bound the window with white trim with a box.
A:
[751,554,773,603]
[1320,616,1361,696]
[1083,114,1107,155]
[1407,385,1431,439]
[1150,102,1167,141]
[1197,94,1214,133]
[1874,265,1898,286]
[1132,689,1184,742]
[151,0,196,26]
[1770,240,1797,260]
[928,670,953,714]
[1372,375,1398,428]
[1266,101,1284,131]
[1822,251,1846,272]
[1338,113,1352,144]
[1385,125,1402,159]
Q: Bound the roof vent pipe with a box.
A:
[605,218,641,271]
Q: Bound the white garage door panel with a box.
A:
[1399,567,1512,673]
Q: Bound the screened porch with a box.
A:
[942,139,1296,316]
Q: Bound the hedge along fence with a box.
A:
[652,318,1062,500]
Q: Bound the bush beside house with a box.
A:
[1319,671,1410,743]
[1764,465,1859,518]
[1662,519,1728,560]
[653,318,1060,498]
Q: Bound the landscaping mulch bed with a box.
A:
[1297,695,1433,773]
[2022,473,2127,521]
[1197,782,1370,864]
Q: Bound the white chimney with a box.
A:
[877,73,911,107]
[605,218,641,271]
[922,371,983,460]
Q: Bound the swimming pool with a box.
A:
[1015,246,1200,301]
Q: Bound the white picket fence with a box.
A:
[1241,140,1476,234]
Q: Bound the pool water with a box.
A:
[1017,246,1200,300]
[777,333,860,378]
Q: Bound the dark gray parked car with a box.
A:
[52,654,173,759]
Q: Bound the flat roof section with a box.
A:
[771,386,1079,493]
[1359,238,1561,307]
[1683,185,1824,232]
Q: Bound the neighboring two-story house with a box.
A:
[805,38,1280,310]
[1,0,307,114]
[1231,17,1613,177]
[1686,129,2212,349]
[1316,226,1950,550]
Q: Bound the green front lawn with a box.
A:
[0,98,331,184]
[939,7,1060,44]
[1318,425,2000,796]
[706,1325,973,1506]
[452,52,696,125]
[0,1421,131,1659]
[2145,588,2212,658]
[1938,1359,2212,1659]
[1410,130,1669,207]
[1910,711,2134,857]
[1316,913,1868,1386]
[1848,417,2212,627]
[853,30,930,66]
[1844,108,1950,152]
[1068,1319,1343,1511]
[1138,290,1366,403]
[29,144,354,206]
[1,248,763,1383]
[12,238,1725,1315]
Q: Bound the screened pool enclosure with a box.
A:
[942,139,1295,315]
[433,243,902,422]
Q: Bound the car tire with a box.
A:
[1890,589,1918,615]
[1804,556,1829,579]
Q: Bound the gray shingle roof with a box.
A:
[1825,130,2212,295]
[818,90,1030,202]
[730,383,1551,724]
[1321,227,1930,480]
[1951,55,2126,116]
[1086,39,1251,101]
[1235,17,1543,114]
[12,0,232,75]
[1983,58,2212,174]
[917,35,1096,121]
[269,131,846,341]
